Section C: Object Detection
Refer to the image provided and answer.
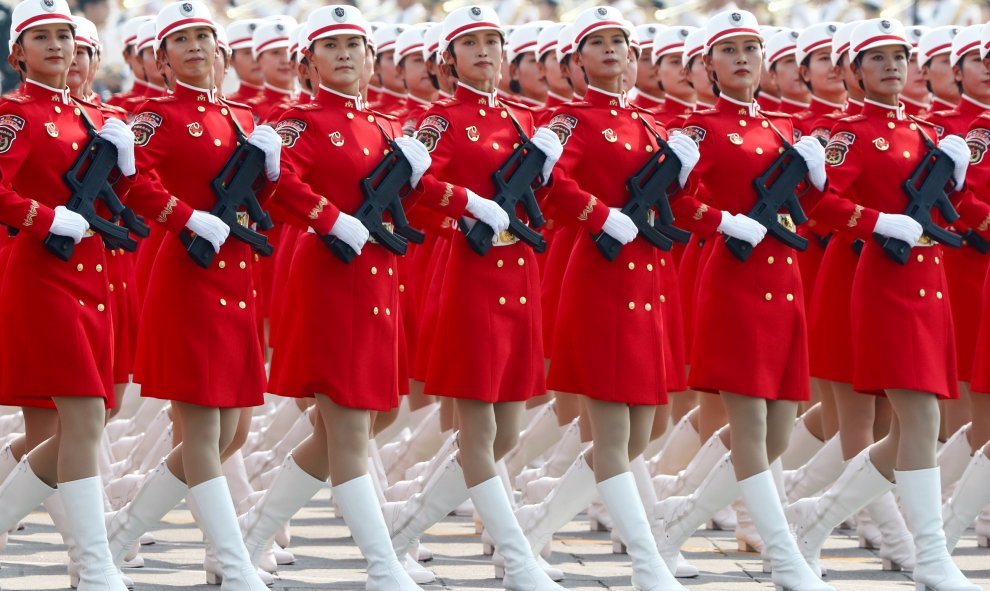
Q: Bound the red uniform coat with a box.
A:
[544,88,685,404]
[958,114,990,393]
[371,88,407,117]
[127,83,272,408]
[412,83,546,402]
[247,85,296,123]
[0,82,120,405]
[227,82,264,105]
[808,100,959,399]
[266,88,407,411]
[924,95,990,382]
[682,96,811,401]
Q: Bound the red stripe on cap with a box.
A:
[685,44,703,57]
[15,12,74,33]
[229,36,252,46]
[707,27,760,47]
[653,42,684,56]
[573,20,625,46]
[123,34,137,45]
[767,44,796,63]
[537,41,557,55]
[853,34,908,53]
[138,36,154,47]
[157,17,215,41]
[801,38,831,54]
[427,42,438,53]
[398,42,423,56]
[923,41,952,57]
[76,36,97,46]
[835,41,850,54]
[955,40,979,56]
[308,23,367,41]
[377,41,396,51]
[559,42,573,54]
[445,21,500,41]
[255,36,288,54]
[512,40,537,53]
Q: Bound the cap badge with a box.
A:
[879,20,891,31]
[596,7,608,18]
[730,12,742,23]
[180,3,194,15]
[40,0,56,13]
[333,7,346,22]
[470,6,483,20]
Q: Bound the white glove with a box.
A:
[99,118,136,176]
[717,210,767,247]
[530,127,563,183]
[465,189,510,234]
[329,211,370,255]
[50,205,90,244]
[938,135,969,190]
[874,212,923,244]
[186,210,230,253]
[247,125,282,182]
[394,135,432,189]
[601,208,637,244]
[793,136,827,191]
[667,132,700,187]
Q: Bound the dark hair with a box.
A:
[509,53,524,94]
[800,54,813,92]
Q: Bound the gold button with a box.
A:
[935,256,940,264]
[778,147,785,154]
[765,292,773,301]
[385,307,391,315]
[109,283,114,292]
[79,299,85,306]
[122,282,127,289]
[786,257,793,265]
[95,264,103,272]
[219,298,227,306]
[198,106,206,112]
[221,108,228,115]
[479,109,486,116]
[517,258,524,266]
[887,122,896,129]
[767,256,775,264]
[628,262,636,270]
[761,121,769,128]
[610,109,618,116]
[739,120,747,127]
[253,289,257,297]
[660,258,666,267]
[631,112,639,120]
[239,261,247,269]
[347,113,355,120]
[97,304,105,312]
[73,108,81,116]
[371,266,378,275]
[646,145,654,153]
[492,142,500,150]
[786,293,794,302]
[497,259,504,268]
[76,263,84,272]
[111,250,117,256]
[367,115,375,123]
[645,303,652,311]
[659,295,666,303]
[54,106,61,113]
[399,284,406,292]
[513,143,519,149]
[917,254,924,263]
[388,267,394,275]
[498,297,506,305]
[500,111,508,118]
[384,149,390,156]
[214,139,222,147]
[624,143,632,151]
[909,123,917,130]
[254,254,260,262]
[628,302,636,310]
[374,306,379,315]
[239,301,246,309]
[363,148,370,156]
[937,291,943,299]
[756,147,763,155]
[919,289,926,297]
[903,151,911,158]
[647,263,654,271]
[219,260,226,269]
[519,296,527,304]
[71,142,78,150]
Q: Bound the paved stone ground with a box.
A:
[2,487,989,590]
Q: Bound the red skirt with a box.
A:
[942,244,987,382]
[851,242,957,400]
[413,236,451,382]
[658,250,687,393]
[808,233,860,383]
[267,224,302,349]
[677,236,706,358]
[540,225,578,358]
[690,237,809,401]
[269,234,400,411]
[133,225,165,305]
[797,224,830,309]
[0,236,113,405]
[106,249,132,384]
[967,265,990,394]
[134,235,266,408]
[548,236,667,405]
[425,237,545,402]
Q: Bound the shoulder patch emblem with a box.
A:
[274,118,307,148]
[0,115,25,154]
[547,114,578,146]
[680,125,706,144]
[966,127,990,165]
[824,130,856,166]
[933,125,945,139]
[131,112,163,147]
[415,115,449,153]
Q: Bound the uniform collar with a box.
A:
[514,94,544,108]
[378,86,407,100]
[175,80,218,103]
[438,89,454,100]
[779,96,811,114]
[809,95,845,114]
[264,83,295,99]
[143,80,167,96]
[695,99,716,111]
[958,94,990,114]
[585,86,628,108]
[317,85,364,110]
[664,94,696,112]
[900,94,931,111]
[24,79,70,104]
[239,81,263,90]
[718,93,759,117]
[456,83,499,107]
[546,91,572,106]
[932,96,957,110]
[846,97,864,114]
[635,90,665,108]
[863,98,906,120]
[406,94,433,108]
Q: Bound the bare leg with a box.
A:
[554,392,580,426]
[943,383,971,442]
[766,399,800,463]
[799,403,825,441]
[165,402,241,486]
[51,397,106,482]
[406,381,435,412]
[869,389,940,477]
[970,392,990,450]
[373,408,399,437]
[290,407,331,481]
[818,379,839,439]
[221,407,253,462]
[492,400,525,462]
[669,390,698,425]
[833,381,877,460]
[439,397,455,433]
[108,384,128,420]
[649,404,671,442]
[583,398,656,481]
[21,407,58,453]
[454,399,525,486]
[314,394,370,485]
[698,392,728,442]
[720,392,797,479]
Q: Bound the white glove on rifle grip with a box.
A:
[666,132,699,187]
[394,136,432,189]
[938,135,969,191]
[186,210,230,253]
[329,212,369,255]
[530,127,563,183]
[601,208,637,244]
[793,136,827,191]
[49,205,90,244]
[465,190,510,234]
[717,210,767,247]
[246,125,282,182]
[99,119,136,177]
[873,212,923,244]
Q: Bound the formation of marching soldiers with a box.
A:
[1,0,990,590]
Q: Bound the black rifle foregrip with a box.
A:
[874,233,910,265]
[44,233,76,262]
[321,234,358,264]
[593,232,622,261]
[724,235,754,262]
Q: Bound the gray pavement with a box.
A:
[2,488,988,590]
